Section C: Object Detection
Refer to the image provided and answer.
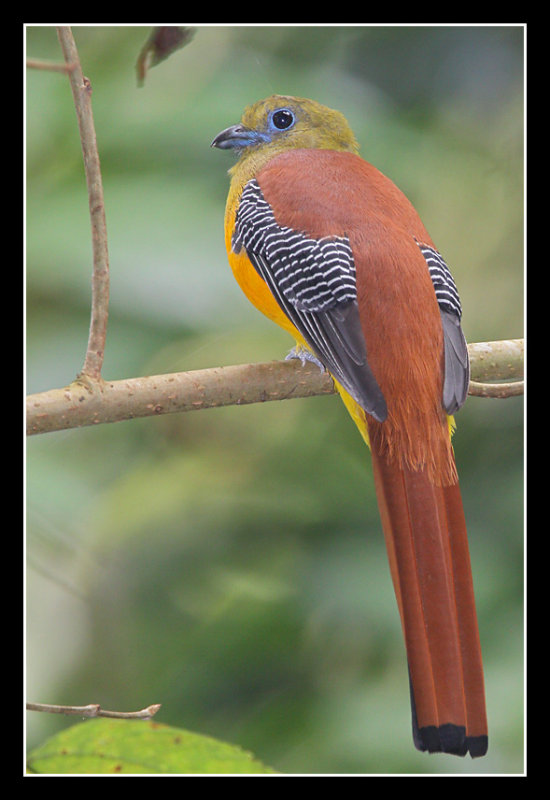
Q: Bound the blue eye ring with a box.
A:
[270,108,295,131]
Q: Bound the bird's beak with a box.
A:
[211,123,268,150]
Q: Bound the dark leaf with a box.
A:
[136,26,195,86]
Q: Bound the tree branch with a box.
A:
[467,338,525,397]
[26,701,161,720]
[26,57,74,73]
[467,338,524,382]
[26,338,524,436]
[468,379,524,398]
[56,27,110,381]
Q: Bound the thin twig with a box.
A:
[26,338,524,436]
[468,380,524,398]
[26,58,75,73]
[26,701,161,720]
[56,27,110,381]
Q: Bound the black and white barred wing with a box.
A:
[232,179,388,422]
[418,243,470,414]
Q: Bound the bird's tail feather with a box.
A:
[370,448,488,757]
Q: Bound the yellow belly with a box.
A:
[227,248,299,338]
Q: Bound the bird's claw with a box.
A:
[285,345,326,372]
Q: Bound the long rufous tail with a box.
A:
[370,448,488,757]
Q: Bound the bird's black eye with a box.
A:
[271,109,295,130]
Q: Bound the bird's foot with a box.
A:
[285,345,326,372]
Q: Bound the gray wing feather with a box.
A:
[441,310,470,414]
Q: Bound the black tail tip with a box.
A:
[414,723,488,758]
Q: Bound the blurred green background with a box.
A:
[26,25,524,775]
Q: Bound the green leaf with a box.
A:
[27,718,277,775]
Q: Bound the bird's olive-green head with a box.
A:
[212,95,359,179]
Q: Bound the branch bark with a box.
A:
[56,27,110,381]
[26,338,524,436]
